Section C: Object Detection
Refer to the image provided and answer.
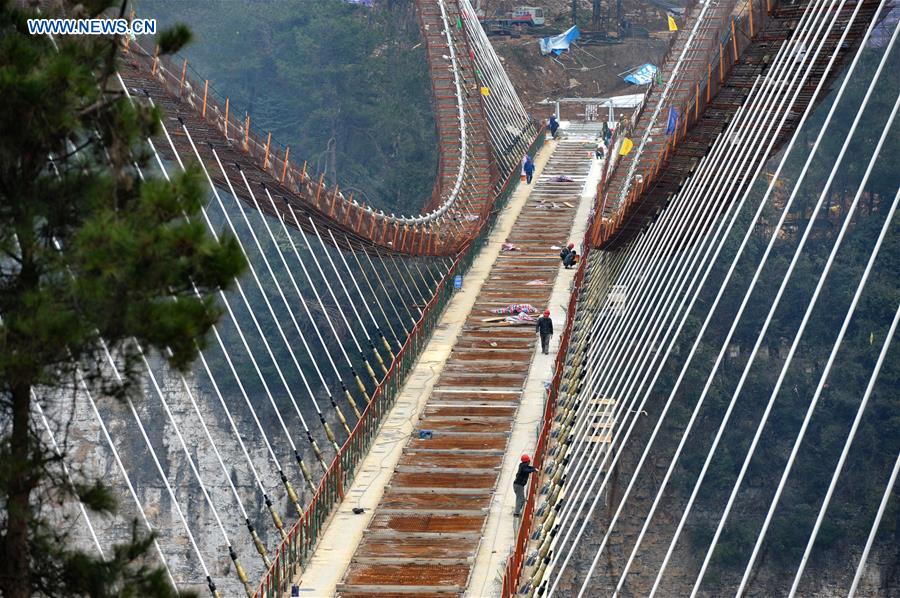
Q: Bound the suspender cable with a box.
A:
[235,183,351,440]
[629,4,887,593]
[33,397,104,558]
[170,360,273,568]
[134,343,255,597]
[197,297,304,517]
[547,0,841,583]
[194,339,290,537]
[309,220,389,377]
[280,205,367,416]
[39,134,182,589]
[74,369,178,590]
[373,250,418,326]
[346,241,404,351]
[411,260,437,296]
[542,145,728,593]
[223,164,343,450]
[397,254,429,305]
[262,191,362,429]
[147,167,300,524]
[116,76,301,520]
[161,119,317,491]
[359,244,412,339]
[791,301,900,596]
[134,119,288,540]
[200,146,331,469]
[98,339,219,597]
[327,229,396,362]
[182,128,328,475]
[389,253,427,310]
[691,24,897,594]
[297,224,379,386]
[738,203,900,593]
[849,451,900,597]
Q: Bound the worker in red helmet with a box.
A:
[513,454,540,517]
[536,309,553,355]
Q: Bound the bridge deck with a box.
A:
[294,130,601,596]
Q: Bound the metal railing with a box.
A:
[253,126,545,598]
[592,0,767,247]
[122,32,479,255]
[498,184,595,598]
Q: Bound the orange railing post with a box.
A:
[695,82,700,121]
[281,146,290,183]
[749,0,755,37]
[179,58,187,94]
[243,114,250,152]
[731,18,739,62]
[224,97,229,138]
[202,79,208,119]
[151,45,159,75]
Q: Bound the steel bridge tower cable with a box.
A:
[849,451,900,597]
[621,3,890,594]
[688,17,897,595]
[201,145,335,466]
[262,190,369,422]
[157,118,318,492]
[328,228,399,360]
[545,0,849,585]
[309,219,390,377]
[117,75,302,522]
[345,240,406,348]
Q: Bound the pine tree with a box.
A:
[0,1,245,595]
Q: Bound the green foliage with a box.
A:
[140,0,438,215]
[0,0,243,595]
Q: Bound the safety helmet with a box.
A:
[521,454,531,462]
[567,242,574,249]
[543,310,550,317]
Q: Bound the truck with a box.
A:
[479,5,546,35]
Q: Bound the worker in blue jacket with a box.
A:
[523,155,535,184]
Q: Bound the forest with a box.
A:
[139,0,439,216]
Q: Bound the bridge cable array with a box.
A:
[512,1,899,595]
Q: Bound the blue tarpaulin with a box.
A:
[540,26,580,56]
[623,63,658,85]
[666,107,679,134]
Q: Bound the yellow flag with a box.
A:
[619,138,634,156]
[668,15,678,31]
[480,86,490,97]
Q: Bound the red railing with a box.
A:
[498,206,595,598]
[592,0,768,248]
[122,37,482,256]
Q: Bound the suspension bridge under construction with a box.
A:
[31,0,900,596]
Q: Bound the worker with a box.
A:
[513,454,539,517]
[549,115,560,139]
[523,154,535,184]
[595,140,606,160]
[536,309,553,355]
[559,242,574,264]
[563,249,578,269]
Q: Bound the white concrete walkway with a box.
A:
[296,139,558,597]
